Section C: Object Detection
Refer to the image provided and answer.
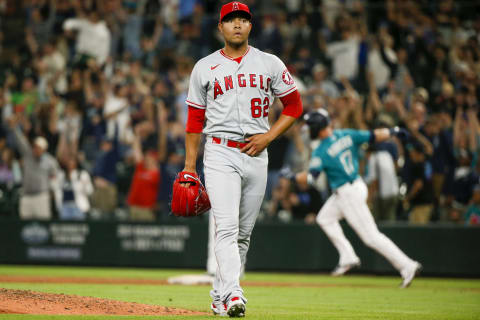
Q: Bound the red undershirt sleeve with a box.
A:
[186,106,206,133]
[279,90,303,118]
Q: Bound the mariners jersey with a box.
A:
[309,129,371,190]
[186,46,297,140]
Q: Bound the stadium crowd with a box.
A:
[0,0,479,225]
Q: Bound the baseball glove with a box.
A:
[171,171,211,217]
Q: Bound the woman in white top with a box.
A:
[54,155,93,220]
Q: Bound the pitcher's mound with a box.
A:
[0,288,205,316]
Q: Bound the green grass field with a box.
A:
[0,265,479,319]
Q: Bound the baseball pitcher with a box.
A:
[180,2,303,317]
[295,109,422,288]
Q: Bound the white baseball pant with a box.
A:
[203,137,268,303]
[316,178,416,272]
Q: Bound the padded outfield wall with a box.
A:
[0,219,478,277]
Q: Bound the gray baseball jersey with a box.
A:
[186,46,296,139]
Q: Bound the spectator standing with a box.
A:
[306,63,340,102]
[365,74,406,129]
[63,8,111,67]
[335,80,366,130]
[54,155,93,220]
[127,139,160,221]
[326,15,360,85]
[104,82,132,144]
[9,116,58,220]
[421,114,455,221]
[37,40,67,95]
[0,144,21,218]
[450,106,480,213]
[10,77,39,117]
[122,0,148,60]
[127,105,167,221]
[0,146,21,188]
[403,143,433,224]
[25,0,56,48]
[367,35,397,93]
[54,125,93,220]
[365,143,400,221]
[90,125,121,218]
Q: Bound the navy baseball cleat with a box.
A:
[226,297,245,318]
[400,262,422,288]
[331,261,361,276]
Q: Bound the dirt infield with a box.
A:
[0,288,205,316]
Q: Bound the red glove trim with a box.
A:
[177,171,200,184]
[280,90,303,118]
[186,106,206,133]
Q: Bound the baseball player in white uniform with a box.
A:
[295,109,421,288]
[182,2,303,317]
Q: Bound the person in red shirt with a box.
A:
[127,106,167,221]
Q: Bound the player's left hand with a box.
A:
[241,133,271,156]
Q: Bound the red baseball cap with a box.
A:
[220,1,252,22]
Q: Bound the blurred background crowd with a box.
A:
[0,0,479,225]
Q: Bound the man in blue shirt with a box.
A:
[295,109,422,288]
